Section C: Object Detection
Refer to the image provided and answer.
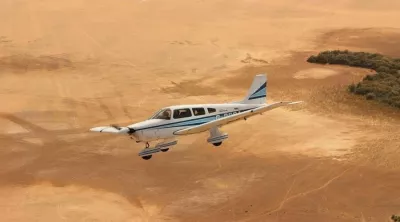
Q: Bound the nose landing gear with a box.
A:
[140,142,152,160]
[138,140,177,160]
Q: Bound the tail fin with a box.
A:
[240,74,267,104]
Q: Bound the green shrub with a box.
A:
[392,215,400,222]
[363,74,374,81]
[348,83,356,93]
[366,92,376,100]
[307,50,400,109]
[307,55,318,63]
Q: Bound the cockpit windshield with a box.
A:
[150,108,171,120]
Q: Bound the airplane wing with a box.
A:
[173,101,302,136]
[89,126,131,134]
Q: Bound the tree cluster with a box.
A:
[307,50,400,108]
[392,215,400,222]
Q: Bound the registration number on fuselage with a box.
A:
[215,111,239,119]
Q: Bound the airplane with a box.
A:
[89,74,302,160]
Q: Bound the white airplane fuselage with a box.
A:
[128,103,262,142]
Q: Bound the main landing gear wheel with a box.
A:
[142,155,152,160]
[145,142,150,148]
[212,142,222,146]
[161,148,169,152]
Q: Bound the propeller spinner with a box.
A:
[109,124,136,134]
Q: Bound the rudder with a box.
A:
[240,74,267,104]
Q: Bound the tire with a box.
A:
[212,142,222,146]
[142,155,152,160]
[161,148,169,152]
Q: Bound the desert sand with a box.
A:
[1,0,400,221]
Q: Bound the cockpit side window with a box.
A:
[207,108,216,113]
[151,109,172,120]
[173,108,192,119]
[192,108,205,116]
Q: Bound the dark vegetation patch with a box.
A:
[241,53,268,65]
[0,54,74,72]
[0,36,11,43]
[392,215,400,222]
[161,79,222,96]
[307,50,400,109]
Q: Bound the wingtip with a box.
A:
[288,101,303,105]
[256,73,267,78]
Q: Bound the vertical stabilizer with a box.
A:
[240,74,267,104]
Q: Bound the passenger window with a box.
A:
[207,108,216,113]
[192,108,205,116]
[173,108,192,119]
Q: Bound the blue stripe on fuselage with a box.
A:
[135,108,253,131]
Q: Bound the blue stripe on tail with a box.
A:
[249,82,266,100]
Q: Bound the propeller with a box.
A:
[110,124,122,130]
[92,95,136,135]
[109,124,136,134]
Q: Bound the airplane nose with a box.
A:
[127,127,136,134]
